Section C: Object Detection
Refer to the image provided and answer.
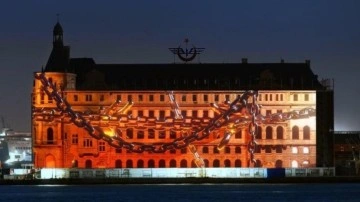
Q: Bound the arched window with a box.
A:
[235,159,241,167]
[266,126,272,139]
[148,159,155,168]
[213,159,220,167]
[202,146,209,154]
[137,160,144,168]
[115,160,122,168]
[256,126,262,139]
[275,160,283,168]
[170,159,176,168]
[45,155,55,168]
[291,160,298,168]
[72,160,78,168]
[224,159,231,167]
[126,128,133,139]
[159,159,166,168]
[191,160,197,168]
[276,126,283,139]
[180,159,187,168]
[47,128,54,144]
[235,147,241,153]
[302,160,309,167]
[255,160,262,168]
[303,126,310,140]
[204,159,209,167]
[126,160,133,168]
[292,126,299,139]
[85,160,92,168]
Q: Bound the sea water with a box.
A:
[1,183,360,201]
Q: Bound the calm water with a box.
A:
[1,183,360,201]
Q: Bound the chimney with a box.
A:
[242,58,248,64]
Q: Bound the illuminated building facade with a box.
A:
[31,22,334,169]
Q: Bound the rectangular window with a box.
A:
[99,141,105,152]
[83,139,93,147]
[72,134,78,145]
[259,94,262,101]
[225,95,230,101]
[192,94,197,102]
[74,95,78,102]
[159,110,165,119]
[275,94,279,101]
[305,94,309,101]
[48,95,53,103]
[138,110,143,117]
[85,94,92,101]
[192,110,198,118]
[280,94,283,101]
[294,94,298,101]
[149,110,154,117]
[100,94,104,102]
[277,110,282,114]
[117,95,121,102]
[181,111,187,118]
[138,95,143,102]
[266,110,272,116]
[215,94,219,102]
[203,95,208,102]
[203,110,208,118]
[269,94,272,101]
[127,95,132,101]
[265,94,268,101]
[149,95,154,102]
[160,95,165,102]
[115,148,122,153]
[159,130,166,139]
[41,93,45,104]
[182,95,187,102]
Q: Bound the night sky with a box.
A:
[0,0,359,132]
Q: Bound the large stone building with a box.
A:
[31,22,334,169]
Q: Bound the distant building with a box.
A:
[31,22,334,169]
[333,131,360,175]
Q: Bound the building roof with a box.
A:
[66,58,325,91]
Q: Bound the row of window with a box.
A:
[80,158,307,169]
[37,92,312,104]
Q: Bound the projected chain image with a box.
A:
[33,73,316,168]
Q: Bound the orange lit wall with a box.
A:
[32,72,316,169]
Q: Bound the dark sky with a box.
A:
[0,0,359,132]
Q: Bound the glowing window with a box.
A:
[291,160,298,168]
[303,147,309,154]
[292,147,298,154]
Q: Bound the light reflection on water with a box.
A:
[1,183,360,202]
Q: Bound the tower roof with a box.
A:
[53,22,63,35]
